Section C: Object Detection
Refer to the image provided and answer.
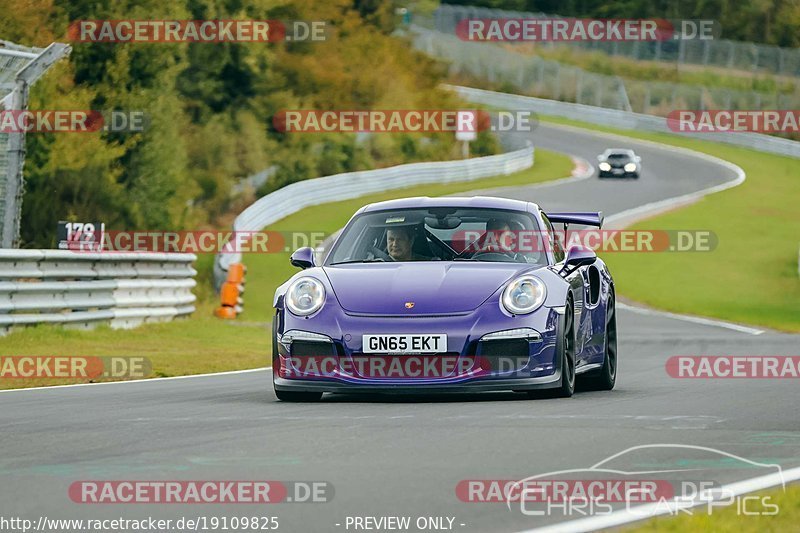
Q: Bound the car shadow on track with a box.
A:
[272,388,619,404]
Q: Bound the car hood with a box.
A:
[322,262,534,314]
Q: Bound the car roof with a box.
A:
[604,148,635,154]
[359,196,536,214]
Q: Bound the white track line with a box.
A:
[617,302,765,336]
[518,465,800,533]
[0,367,272,394]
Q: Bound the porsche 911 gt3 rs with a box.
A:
[272,196,617,401]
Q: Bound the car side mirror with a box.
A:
[290,247,316,269]
[561,246,596,275]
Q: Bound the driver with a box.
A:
[484,218,517,255]
[386,226,426,261]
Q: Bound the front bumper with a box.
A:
[273,303,564,394]
[273,373,561,394]
[599,169,637,177]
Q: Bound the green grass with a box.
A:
[627,483,800,532]
[0,148,572,389]
[537,115,800,332]
[0,301,270,390]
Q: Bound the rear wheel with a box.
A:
[584,291,617,391]
[528,302,575,399]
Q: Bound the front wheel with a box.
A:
[528,303,575,399]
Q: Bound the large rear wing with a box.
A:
[545,212,604,228]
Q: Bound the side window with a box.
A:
[540,212,565,263]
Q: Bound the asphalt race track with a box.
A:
[3,123,798,533]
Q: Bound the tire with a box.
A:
[275,389,323,402]
[528,302,576,399]
[583,290,617,391]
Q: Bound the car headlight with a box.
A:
[598,162,611,171]
[501,275,547,315]
[624,163,637,172]
[285,277,325,316]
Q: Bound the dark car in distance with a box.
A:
[597,149,641,179]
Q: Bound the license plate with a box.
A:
[362,334,447,354]
[612,168,623,174]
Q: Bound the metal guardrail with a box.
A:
[0,250,197,335]
[448,85,800,159]
[214,144,535,288]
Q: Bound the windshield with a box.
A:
[326,207,547,265]
[607,153,631,160]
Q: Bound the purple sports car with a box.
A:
[272,196,617,401]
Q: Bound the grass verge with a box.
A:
[538,115,800,332]
[0,148,572,389]
[0,301,270,390]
